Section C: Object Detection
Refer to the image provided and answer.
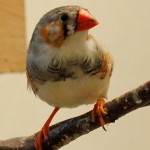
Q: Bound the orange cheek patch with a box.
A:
[40,21,65,48]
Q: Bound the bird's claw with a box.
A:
[34,107,59,150]
[91,98,107,131]
[35,125,49,150]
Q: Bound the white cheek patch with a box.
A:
[67,24,75,35]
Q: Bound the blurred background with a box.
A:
[0,0,150,150]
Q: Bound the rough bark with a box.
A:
[0,81,150,150]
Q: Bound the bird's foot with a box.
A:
[35,107,60,150]
[91,98,107,130]
[35,122,49,150]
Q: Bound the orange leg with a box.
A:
[35,106,60,150]
[92,98,107,131]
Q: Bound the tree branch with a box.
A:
[0,81,150,150]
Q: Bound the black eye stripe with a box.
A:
[59,14,69,37]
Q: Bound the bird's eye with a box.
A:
[60,14,68,22]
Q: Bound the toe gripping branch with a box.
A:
[92,98,107,131]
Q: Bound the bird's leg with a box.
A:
[35,106,60,150]
[91,98,107,131]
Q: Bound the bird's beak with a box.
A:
[76,8,99,32]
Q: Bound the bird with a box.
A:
[26,5,114,150]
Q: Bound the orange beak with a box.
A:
[76,8,99,32]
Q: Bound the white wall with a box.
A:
[0,0,150,150]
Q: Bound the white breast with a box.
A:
[36,72,111,108]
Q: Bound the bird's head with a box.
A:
[31,5,99,48]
